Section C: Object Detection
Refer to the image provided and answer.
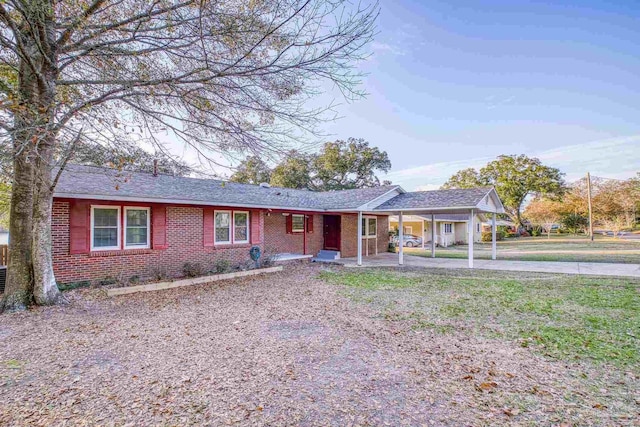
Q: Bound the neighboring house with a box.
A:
[481,219,516,234]
[389,214,485,247]
[50,164,504,284]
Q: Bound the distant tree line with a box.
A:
[230,138,392,191]
[525,174,640,237]
[441,154,639,236]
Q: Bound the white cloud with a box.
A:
[370,41,405,56]
[388,135,640,191]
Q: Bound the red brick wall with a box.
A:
[263,213,323,256]
[340,214,389,258]
[52,200,265,284]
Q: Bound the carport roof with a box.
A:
[373,187,501,213]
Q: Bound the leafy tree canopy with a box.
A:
[440,168,483,190]
[442,155,565,226]
[269,151,312,189]
[230,156,272,185]
[233,138,391,191]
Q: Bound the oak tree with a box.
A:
[230,156,272,185]
[442,155,565,227]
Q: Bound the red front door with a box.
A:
[323,215,341,250]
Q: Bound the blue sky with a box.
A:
[319,0,640,189]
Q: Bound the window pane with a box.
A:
[215,212,230,227]
[94,208,118,227]
[126,209,147,227]
[235,226,248,241]
[368,218,377,236]
[215,227,230,242]
[234,212,248,227]
[361,218,366,236]
[93,227,117,247]
[292,215,304,232]
[126,227,147,246]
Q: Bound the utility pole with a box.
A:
[587,172,594,241]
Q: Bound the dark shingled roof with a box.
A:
[374,187,493,211]
[54,164,400,211]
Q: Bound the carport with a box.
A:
[356,187,505,268]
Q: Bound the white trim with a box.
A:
[214,210,232,245]
[233,210,250,244]
[124,207,150,249]
[90,205,121,251]
[360,215,377,238]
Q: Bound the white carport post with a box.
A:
[421,218,425,249]
[468,209,474,268]
[430,213,436,258]
[398,211,404,265]
[491,212,497,260]
[357,211,363,266]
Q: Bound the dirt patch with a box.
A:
[1,264,637,426]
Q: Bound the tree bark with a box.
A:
[2,1,61,311]
[2,154,35,310]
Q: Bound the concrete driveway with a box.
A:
[337,253,640,278]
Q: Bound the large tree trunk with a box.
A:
[2,1,61,311]
[32,149,60,305]
[2,155,36,310]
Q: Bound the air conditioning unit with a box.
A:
[0,266,6,294]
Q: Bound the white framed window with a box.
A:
[361,216,378,238]
[91,206,121,251]
[233,211,250,243]
[444,223,453,234]
[368,218,377,237]
[292,214,305,233]
[215,210,232,244]
[124,207,150,249]
[403,225,412,235]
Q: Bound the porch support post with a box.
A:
[421,218,425,249]
[492,212,497,260]
[468,209,474,268]
[398,211,404,265]
[357,211,363,266]
[431,213,436,258]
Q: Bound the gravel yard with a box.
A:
[1,264,638,426]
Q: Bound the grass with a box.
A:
[404,234,640,263]
[320,268,640,369]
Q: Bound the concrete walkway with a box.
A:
[336,253,640,278]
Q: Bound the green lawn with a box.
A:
[405,234,640,263]
[320,268,640,369]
